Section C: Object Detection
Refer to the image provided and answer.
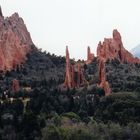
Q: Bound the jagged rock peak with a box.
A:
[97,29,140,64]
[10,12,21,21]
[97,29,140,96]
[0,6,33,71]
[113,29,122,41]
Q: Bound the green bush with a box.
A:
[61,112,81,122]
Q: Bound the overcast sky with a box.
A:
[1,0,140,59]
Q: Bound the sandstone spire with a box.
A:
[64,46,72,88]
[87,46,91,60]
[66,46,70,66]
[0,6,3,17]
[87,46,94,62]
[64,46,85,88]
[98,59,111,96]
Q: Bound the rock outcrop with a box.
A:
[0,7,33,71]
[97,29,140,64]
[97,29,140,95]
[87,46,94,63]
[12,79,20,92]
[64,46,85,88]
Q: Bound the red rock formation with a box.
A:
[64,46,72,88]
[98,59,111,96]
[0,7,33,71]
[12,79,20,92]
[97,29,140,95]
[97,29,140,64]
[0,6,3,17]
[64,46,85,88]
[87,46,94,62]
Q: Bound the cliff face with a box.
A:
[97,29,140,64]
[0,7,33,71]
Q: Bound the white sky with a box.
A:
[1,0,140,59]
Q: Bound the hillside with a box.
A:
[106,59,140,93]
[0,46,65,92]
[86,58,140,93]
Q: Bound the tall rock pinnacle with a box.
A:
[64,46,72,88]
[87,46,94,63]
[64,46,85,88]
[98,59,111,96]
[0,6,3,17]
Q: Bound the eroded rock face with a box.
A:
[87,46,94,63]
[97,29,140,64]
[64,46,85,88]
[0,7,33,71]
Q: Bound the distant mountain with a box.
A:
[131,44,140,58]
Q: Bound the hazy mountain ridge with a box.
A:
[131,44,140,58]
